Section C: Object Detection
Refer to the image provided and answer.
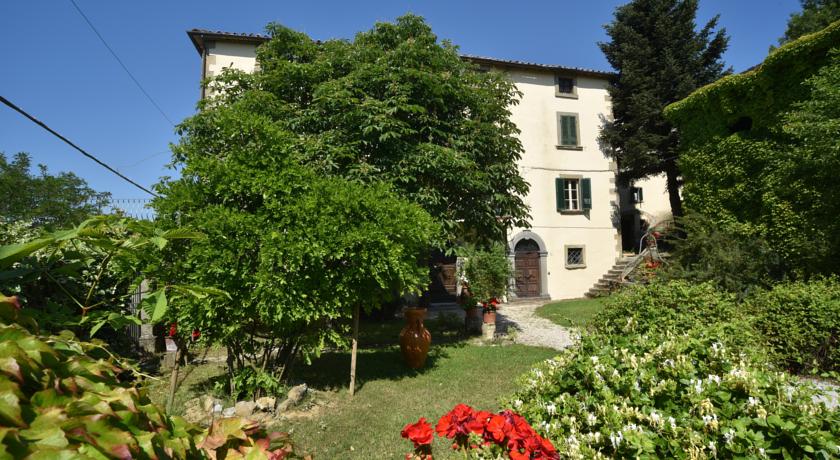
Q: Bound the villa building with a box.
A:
[185,29,671,300]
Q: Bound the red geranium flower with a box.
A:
[401,417,434,448]
[168,322,177,337]
[436,403,475,439]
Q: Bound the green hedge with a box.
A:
[594,280,761,353]
[749,278,840,374]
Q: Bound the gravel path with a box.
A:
[496,299,577,350]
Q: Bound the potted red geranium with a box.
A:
[482,298,500,324]
[461,243,511,329]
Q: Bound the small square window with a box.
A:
[557,77,574,94]
[565,246,586,268]
[632,187,644,204]
[555,76,578,98]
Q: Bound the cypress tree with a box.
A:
[598,0,729,218]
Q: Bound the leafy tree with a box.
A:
[598,0,730,218]
[780,0,840,45]
[0,152,110,229]
[204,14,529,245]
[154,90,440,396]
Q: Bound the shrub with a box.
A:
[461,242,512,304]
[0,296,304,459]
[662,213,784,296]
[507,327,840,459]
[749,278,840,374]
[595,280,761,352]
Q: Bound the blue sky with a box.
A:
[0,0,800,199]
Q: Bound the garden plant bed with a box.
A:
[146,316,555,459]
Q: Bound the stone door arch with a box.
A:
[509,231,549,299]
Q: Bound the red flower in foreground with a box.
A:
[436,403,475,439]
[168,322,177,337]
[402,417,434,448]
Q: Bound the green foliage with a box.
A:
[0,152,110,229]
[780,1,840,45]
[460,243,511,304]
[665,20,840,142]
[0,298,303,459]
[508,327,840,459]
[154,72,440,395]
[748,278,840,374]
[598,0,730,216]
[0,216,212,337]
[202,14,529,245]
[667,31,840,276]
[595,280,760,352]
[662,213,783,295]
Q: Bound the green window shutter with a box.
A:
[558,115,578,146]
[581,178,592,210]
[556,113,564,146]
[637,187,643,203]
[566,116,577,146]
[555,178,567,211]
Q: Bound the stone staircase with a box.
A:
[585,256,635,298]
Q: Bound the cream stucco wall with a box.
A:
[198,40,622,300]
[204,41,259,77]
[631,174,672,226]
[502,68,621,299]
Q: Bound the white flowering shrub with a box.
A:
[596,280,762,353]
[508,327,840,459]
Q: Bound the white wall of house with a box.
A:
[195,35,623,300]
[204,41,260,77]
[631,174,672,226]
[501,68,621,300]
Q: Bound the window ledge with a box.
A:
[558,210,587,215]
[555,93,579,99]
[565,264,586,270]
[556,145,584,151]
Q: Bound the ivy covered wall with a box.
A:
[664,20,840,276]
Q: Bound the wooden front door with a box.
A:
[515,251,541,298]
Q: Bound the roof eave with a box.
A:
[186,29,271,56]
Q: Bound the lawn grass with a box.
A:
[535,297,606,328]
[145,315,555,459]
[278,343,555,459]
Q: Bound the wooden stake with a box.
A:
[166,343,182,413]
[349,304,360,397]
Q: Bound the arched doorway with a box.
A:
[509,231,549,299]
[514,238,541,298]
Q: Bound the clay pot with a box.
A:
[399,308,432,369]
[483,311,497,324]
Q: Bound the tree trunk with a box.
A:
[349,304,360,397]
[664,158,684,219]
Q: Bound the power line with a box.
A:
[0,94,159,198]
[69,0,175,126]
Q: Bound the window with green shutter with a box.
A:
[556,113,580,148]
[581,178,592,210]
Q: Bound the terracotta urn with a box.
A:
[399,308,432,369]
[483,311,497,324]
